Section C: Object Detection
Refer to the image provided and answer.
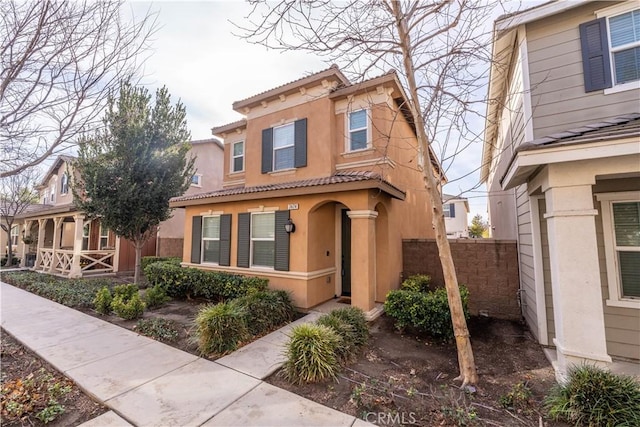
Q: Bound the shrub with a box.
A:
[499,382,532,410]
[134,318,179,342]
[233,290,295,336]
[401,274,432,293]
[316,314,357,362]
[111,293,145,320]
[144,261,198,298]
[194,302,249,355]
[113,284,139,300]
[545,365,640,427]
[282,323,342,384]
[327,307,368,346]
[144,284,170,309]
[384,286,469,341]
[141,256,181,272]
[93,286,113,315]
[1,257,20,267]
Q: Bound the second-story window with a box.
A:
[349,109,368,151]
[273,123,295,170]
[232,141,244,172]
[608,9,640,85]
[50,183,55,203]
[60,174,69,194]
[443,203,455,218]
[191,174,202,187]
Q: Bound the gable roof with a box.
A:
[38,155,75,188]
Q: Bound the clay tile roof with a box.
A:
[517,113,640,152]
[171,171,404,204]
[211,119,247,136]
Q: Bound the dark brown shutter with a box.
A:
[294,118,307,168]
[219,214,231,266]
[450,203,456,218]
[261,128,273,174]
[237,213,250,268]
[274,210,290,271]
[191,216,202,264]
[579,18,613,92]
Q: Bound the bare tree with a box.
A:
[0,0,157,178]
[238,0,498,386]
[0,168,40,266]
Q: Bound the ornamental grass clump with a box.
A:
[282,323,342,385]
[328,307,369,346]
[232,290,295,335]
[194,302,249,356]
[316,314,357,362]
[544,365,640,427]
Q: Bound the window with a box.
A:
[99,225,110,249]
[608,9,640,85]
[348,109,368,151]
[232,141,244,172]
[10,225,19,246]
[202,216,221,263]
[597,192,640,308]
[251,212,275,268]
[273,123,295,170]
[60,174,69,194]
[50,183,55,203]
[43,190,49,205]
[82,223,90,250]
[191,174,202,187]
[443,204,452,218]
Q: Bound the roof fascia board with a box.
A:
[495,0,590,33]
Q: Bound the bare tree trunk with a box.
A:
[391,0,478,386]
[4,226,14,266]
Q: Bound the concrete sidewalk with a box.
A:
[1,282,370,427]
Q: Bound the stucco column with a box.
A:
[347,210,378,313]
[69,215,85,278]
[544,184,611,380]
[34,219,47,270]
[49,217,63,272]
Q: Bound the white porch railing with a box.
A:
[38,248,54,271]
[35,248,115,276]
[80,250,115,274]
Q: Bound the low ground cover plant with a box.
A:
[134,318,179,342]
[545,365,640,426]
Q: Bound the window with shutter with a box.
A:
[202,216,221,264]
[251,212,275,267]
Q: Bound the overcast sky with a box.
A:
[121,1,543,224]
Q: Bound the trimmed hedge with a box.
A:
[141,256,181,272]
[144,262,268,300]
[384,286,469,341]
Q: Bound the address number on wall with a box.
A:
[288,203,299,210]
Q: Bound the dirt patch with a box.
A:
[267,315,567,427]
[1,331,106,427]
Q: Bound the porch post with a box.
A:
[49,217,63,273]
[347,210,378,314]
[69,215,85,278]
[34,219,47,270]
[544,183,611,381]
[19,220,32,267]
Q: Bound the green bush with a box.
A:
[111,293,145,320]
[283,324,342,384]
[327,307,368,346]
[545,365,640,427]
[141,256,181,272]
[93,286,113,315]
[194,302,249,355]
[316,314,356,362]
[384,286,469,340]
[1,257,20,267]
[134,318,179,342]
[401,274,432,292]
[144,284,170,309]
[113,284,138,300]
[233,290,295,336]
[144,262,268,300]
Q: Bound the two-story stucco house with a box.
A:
[443,194,469,239]
[171,65,441,318]
[482,0,640,379]
[157,138,224,257]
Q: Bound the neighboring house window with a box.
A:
[232,141,244,173]
[597,192,640,309]
[608,9,640,85]
[43,190,49,204]
[60,174,69,194]
[50,183,55,203]
[251,212,275,268]
[273,123,295,170]
[82,223,90,250]
[202,216,220,264]
[10,225,19,246]
[99,225,110,249]
[191,174,202,187]
[348,109,368,151]
[443,203,456,218]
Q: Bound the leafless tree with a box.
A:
[237,0,499,386]
[1,168,40,265]
[0,0,157,178]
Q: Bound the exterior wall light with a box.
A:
[284,218,296,233]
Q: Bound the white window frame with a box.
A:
[596,191,640,309]
[443,203,452,218]
[99,224,110,250]
[347,109,370,152]
[201,215,221,265]
[10,225,19,246]
[60,173,69,195]
[596,3,640,94]
[231,141,244,173]
[50,182,55,203]
[82,222,90,251]
[191,174,202,187]
[250,212,275,269]
[272,123,295,171]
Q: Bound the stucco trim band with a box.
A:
[180,263,336,280]
[553,339,613,363]
[347,210,379,220]
[543,209,598,219]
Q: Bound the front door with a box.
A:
[341,209,351,296]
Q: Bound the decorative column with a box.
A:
[544,184,611,380]
[34,219,47,270]
[19,221,32,267]
[347,210,378,313]
[49,217,63,273]
[69,215,85,278]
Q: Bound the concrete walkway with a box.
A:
[0,282,370,427]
